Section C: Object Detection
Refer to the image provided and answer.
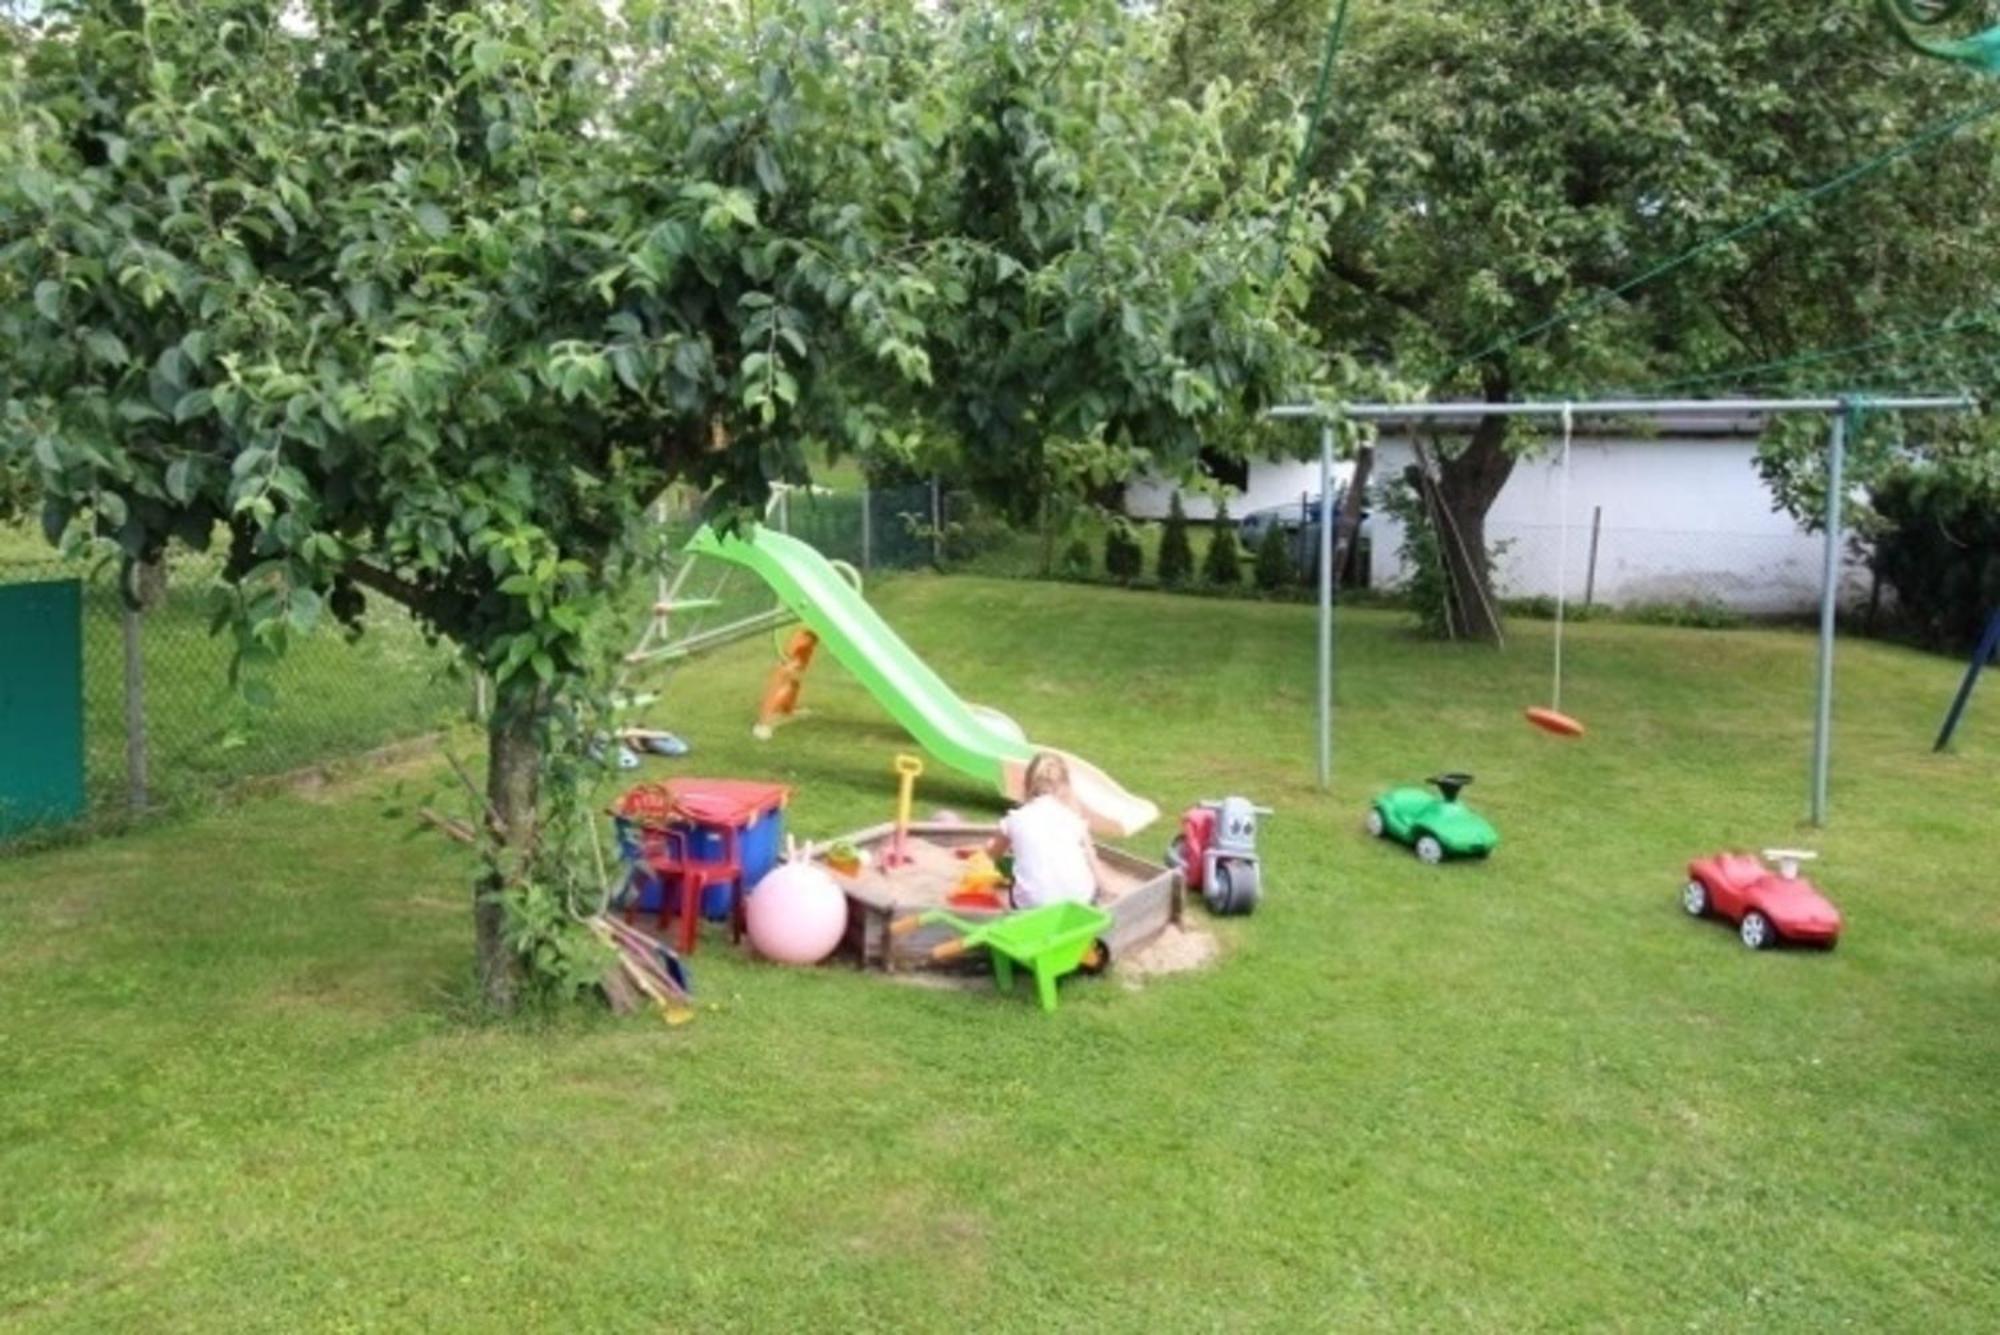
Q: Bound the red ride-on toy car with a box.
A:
[1166,796,1269,915]
[1684,849,1843,950]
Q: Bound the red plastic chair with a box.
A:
[611,779,784,954]
[634,821,746,956]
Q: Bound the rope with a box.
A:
[1439,93,2000,384]
[1551,404,1574,713]
[1271,0,1353,281]
[1867,336,2000,386]
[1644,310,1999,395]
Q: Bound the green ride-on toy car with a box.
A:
[1366,773,1498,864]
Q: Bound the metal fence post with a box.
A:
[929,476,942,567]
[860,481,872,574]
[121,599,149,813]
[1582,505,1603,610]
[1810,405,1848,827]
[1317,424,1335,790]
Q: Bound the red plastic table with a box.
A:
[613,780,789,954]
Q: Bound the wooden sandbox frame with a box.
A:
[823,822,1183,973]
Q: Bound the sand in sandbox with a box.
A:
[887,920,1219,993]
[1116,923,1219,985]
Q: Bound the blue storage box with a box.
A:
[740,805,786,890]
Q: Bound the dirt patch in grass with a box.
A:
[264,734,450,804]
[31,886,102,932]
[253,962,419,1020]
[840,1184,988,1268]
[1117,922,1218,986]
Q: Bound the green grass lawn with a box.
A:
[3,579,1997,1329]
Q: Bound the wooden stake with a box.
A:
[417,807,478,845]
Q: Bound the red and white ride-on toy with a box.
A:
[1683,848,1843,950]
[1166,796,1269,916]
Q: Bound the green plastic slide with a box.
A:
[685,524,1158,837]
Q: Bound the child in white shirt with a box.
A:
[990,752,1105,909]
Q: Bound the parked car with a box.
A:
[1237,489,1339,547]
[1236,489,1370,583]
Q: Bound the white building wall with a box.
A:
[1124,459,1354,523]
[1126,431,1857,613]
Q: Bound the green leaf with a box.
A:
[287,588,323,635]
[751,143,786,197]
[609,344,642,393]
[345,281,382,321]
[496,634,535,681]
[165,458,195,503]
[173,389,213,424]
[85,330,131,367]
[150,346,188,411]
[414,204,451,239]
[33,280,61,322]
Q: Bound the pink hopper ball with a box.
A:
[745,861,848,965]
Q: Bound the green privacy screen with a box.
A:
[0,579,85,837]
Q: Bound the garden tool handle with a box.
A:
[931,937,971,962]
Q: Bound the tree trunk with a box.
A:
[1330,445,1374,585]
[136,557,168,612]
[1432,409,1517,646]
[477,681,545,1011]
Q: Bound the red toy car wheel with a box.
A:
[1739,910,1775,950]
[1682,880,1709,917]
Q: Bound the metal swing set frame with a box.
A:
[1268,393,1974,827]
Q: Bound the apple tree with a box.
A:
[1,0,1335,1007]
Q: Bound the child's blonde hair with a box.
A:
[1023,751,1072,800]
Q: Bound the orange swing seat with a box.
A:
[1525,706,1586,737]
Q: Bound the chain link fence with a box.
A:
[769,479,1337,589]
[772,482,1857,623]
[0,543,467,832]
[2,478,1854,838]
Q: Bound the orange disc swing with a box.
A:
[1527,405,1586,738]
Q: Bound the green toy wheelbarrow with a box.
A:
[920,901,1113,1013]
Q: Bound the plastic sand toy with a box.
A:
[923,901,1112,1012]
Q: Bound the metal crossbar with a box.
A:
[1268,393,1979,825]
